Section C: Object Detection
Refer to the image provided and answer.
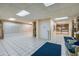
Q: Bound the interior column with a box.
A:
[33,21,36,37]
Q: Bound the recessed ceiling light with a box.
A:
[55,16,69,20]
[16,10,30,17]
[8,18,16,21]
[43,3,55,7]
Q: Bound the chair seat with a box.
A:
[64,37,76,54]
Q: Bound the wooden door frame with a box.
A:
[0,20,4,39]
[33,21,36,37]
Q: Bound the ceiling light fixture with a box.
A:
[55,16,69,20]
[16,10,30,17]
[43,3,55,7]
[8,18,16,21]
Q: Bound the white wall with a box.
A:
[3,22,33,35]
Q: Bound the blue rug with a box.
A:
[32,42,61,56]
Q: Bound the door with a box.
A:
[39,20,50,40]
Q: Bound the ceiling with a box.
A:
[0,3,79,21]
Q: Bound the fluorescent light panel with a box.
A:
[8,18,16,21]
[55,16,69,20]
[16,10,30,17]
[43,3,55,7]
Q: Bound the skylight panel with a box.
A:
[16,10,30,17]
[43,3,55,7]
[55,16,69,20]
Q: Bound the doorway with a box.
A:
[39,20,50,40]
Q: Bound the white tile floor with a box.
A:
[0,33,66,56]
